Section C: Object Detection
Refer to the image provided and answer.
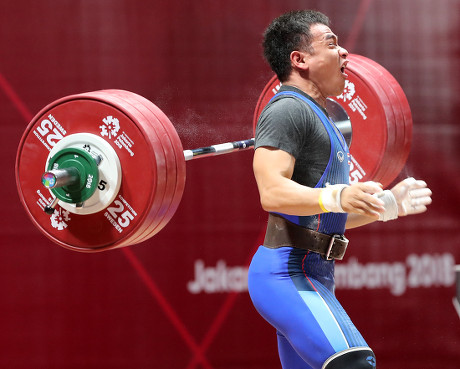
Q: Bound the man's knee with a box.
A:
[322,347,376,369]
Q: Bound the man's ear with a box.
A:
[290,50,309,71]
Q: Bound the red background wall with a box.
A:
[1,0,460,368]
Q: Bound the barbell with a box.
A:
[15,54,412,252]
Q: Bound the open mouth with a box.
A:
[340,62,349,78]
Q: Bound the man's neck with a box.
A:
[282,75,327,108]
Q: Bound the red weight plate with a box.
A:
[82,90,171,246]
[128,93,186,243]
[69,91,171,249]
[341,55,399,187]
[351,55,412,184]
[98,90,185,245]
[253,55,391,185]
[82,90,172,247]
[16,93,166,252]
[99,91,173,246]
[348,56,405,187]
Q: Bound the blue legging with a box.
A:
[248,246,369,369]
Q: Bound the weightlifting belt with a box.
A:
[263,213,349,260]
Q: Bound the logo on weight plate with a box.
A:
[336,80,356,102]
[50,208,71,231]
[100,116,120,139]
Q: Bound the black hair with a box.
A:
[263,10,330,82]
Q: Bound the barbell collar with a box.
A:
[44,147,100,204]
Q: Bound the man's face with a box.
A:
[305,23,348,97]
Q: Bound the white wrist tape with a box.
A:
[375,190,398,222]
[319,184,348,213]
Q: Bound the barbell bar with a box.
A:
[15,54,412,252]
[40,137,256,214]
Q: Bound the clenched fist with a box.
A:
[340,181,385,218]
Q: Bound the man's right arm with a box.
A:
[253,146,324,215]
[253,146,385,218]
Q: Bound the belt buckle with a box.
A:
[325,234,339,260]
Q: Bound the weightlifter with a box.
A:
[248,10,432,369]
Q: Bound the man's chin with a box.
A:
[330,83,346,97]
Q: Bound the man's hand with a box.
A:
[340,181,385,218]
[390,177,432,216]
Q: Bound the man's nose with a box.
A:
[339,46,349,58]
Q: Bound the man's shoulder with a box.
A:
[261,93,319,124]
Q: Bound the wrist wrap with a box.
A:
[319,184,348,213]
[376,190,398,222]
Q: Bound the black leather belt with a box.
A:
[263,213,349,260]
